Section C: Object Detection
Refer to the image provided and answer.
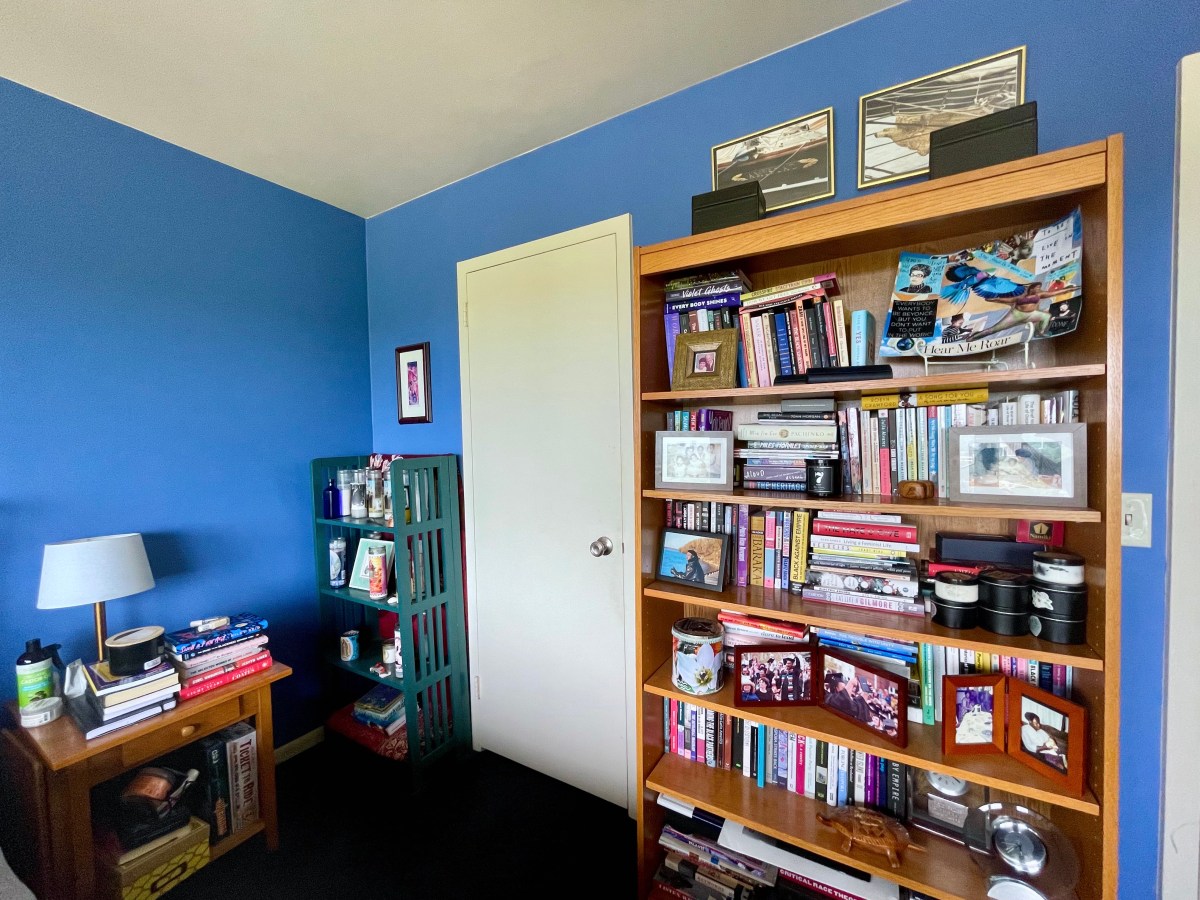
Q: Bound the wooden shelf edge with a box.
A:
[643,660,1100,815]
[642,364,1106,404]
[641,581,1104,671]
[642,488,1102,523]
[209,819,266,862]
[646,754,985,900]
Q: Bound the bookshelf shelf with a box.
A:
[642,580,1104,671]
[643,488,1103,523]
[644,660,1099,815]
[319,585,399,613]
[634,138,1123,898]
[647,753,985,900]
[642,363,1106,405]
[316,516,396,533]
[324,650,403,688]
[209,818,266,863]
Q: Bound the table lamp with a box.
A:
[37,533,156,662]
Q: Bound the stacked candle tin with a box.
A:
[932,571,979,628]
[978,569,1031,636]
[1029,550,1087,643]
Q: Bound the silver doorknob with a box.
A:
[590,536,614,557]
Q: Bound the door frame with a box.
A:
[456,214,638,814]
[1163,51,1200,899]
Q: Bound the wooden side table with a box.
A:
[0,662,291,900]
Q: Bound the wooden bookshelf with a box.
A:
[633,138,1123,898]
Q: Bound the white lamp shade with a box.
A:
[37,533,156,610]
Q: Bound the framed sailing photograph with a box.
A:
[858,47,1026,188]
[712,107,835,212]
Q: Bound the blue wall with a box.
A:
[0,78,371,743]
[366,0,1199,890]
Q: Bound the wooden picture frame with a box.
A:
[656,528,729,593]
[816,647,908,747]
[942,674,1006,756]
[348,538,395,591]
[395,342,433,424]
[733,644,815,708]
[1007,680,1086,796]
[655,430,735,491]
[858,46,1026,188]
[946,424,1088,508]
[712,107,835,212]
[671,329,739,392]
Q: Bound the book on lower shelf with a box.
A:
[220,722,259,834]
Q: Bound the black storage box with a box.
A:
[935,532,1039,570]
[929,101,1038,179]
[692,181,765,235]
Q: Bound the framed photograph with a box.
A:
[946,424,1088,507]
[942,674,1006,756]
[858,47,1026,189]
[395,342,432,424]
[671,328,739,391]
[733,644,815,708]
[655,431,735,491]
[817,648,908,747]
[1007,680,1086,796]
[657,528,730,592]
[349,538,395,591]
[712,107,835,212]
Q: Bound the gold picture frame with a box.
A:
[671,329,739,392]
[858,47,1026,189]
[711,107,835,212]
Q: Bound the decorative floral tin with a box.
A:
[671,617,724,696]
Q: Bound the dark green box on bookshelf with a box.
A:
[692,181,765,235]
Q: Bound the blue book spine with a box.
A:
[819,638,917,664]
[773,313,794,376]
[927,410,939,492]
[665,311,681,381]
[837,747,849,805]
[851,310,875,367]
[757,724,767,788]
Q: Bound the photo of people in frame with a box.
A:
[658,530,726,589]
[737,648,812,705]
[1020,696,1069,774]
[661,435,727,485]
[821,653,903,742]
[954,685,995,745]
[693,350,717,374]
[967,439,1067,494]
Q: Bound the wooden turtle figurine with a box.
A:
[816,806,925,869]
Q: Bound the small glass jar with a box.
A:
[336,469,353,517]
[350,468,368,518]
[367,468,385,519]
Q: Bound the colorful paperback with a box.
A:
[165,613,268,656]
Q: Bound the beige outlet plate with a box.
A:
[1121,493,1152,547]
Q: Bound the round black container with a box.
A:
[1029,612,1086,644]
[805,459,840,497]
[934,571,979,605]
[1030,579,1087,619]
[978,605,1030,636]
[978,570,1032,612]
[1031,549,1086,586]
[932,598,978,629]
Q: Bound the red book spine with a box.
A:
[820,300,838,364]
[669,699,678,755]
[182,650,273,688]
[179,655,273,700]
[926,560,986,577]
[811,520,918,542]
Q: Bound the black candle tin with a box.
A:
[978,570,1032,613]
[1029,612,1086,644]
[932,598,978,630]
[1030,579,1087,619]
[805,459,841,497]
[978,605,1030,636]
[1031,549,1085,586]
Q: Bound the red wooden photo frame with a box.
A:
[816,647,907,747]
[942,674,1007,756]
[1006,679,1086,796]
[732,644,815,708]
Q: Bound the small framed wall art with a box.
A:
[817,648,908,747]
[1007,680,1087,796]
[733,644,815,708]
[670,328,739,391]
[946,424,1088,508]
[942,674,1006,756]
[712,107,835,212]
[395,342,433,424]
[655,430,735,492]
[656,528,730,593]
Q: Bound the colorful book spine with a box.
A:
[780,510,793,592]
[763,511,777,590]
[789,511,810,586]
[166,614,268,657]
[735,505,750,586]
[811,520,917,542]
[850,310,875,366]
[801,587,926,617]
[222,723,259,834]
[196,734,232,844]
[179,654,273,700]
[861,388,989,411]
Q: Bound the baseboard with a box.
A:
[275,726,324,763]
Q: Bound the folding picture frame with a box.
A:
[733,644,816,709]
[942,674,1007,756]
[1006,680,1087,796]
[816,647,908,747]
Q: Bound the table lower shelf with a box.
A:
[209,819,265,862]
[647,753,986,900]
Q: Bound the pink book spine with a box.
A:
[751,315,770,387]
[796,735,806,794]
[1017,658,1028,681]
[763,510,777,590]
[1052,664,1067,697]
[669,699,678,755]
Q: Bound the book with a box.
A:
[84,659,176,697]
[850,309,875,367]
[860,388,989,411]
[800,588,926,617]
[175,635,270,673]
[811,520,917,543]
[90,670,180,708]
[178,654,273,700]
[109,819,194,866]
[194,733,232,844]
[222,722,259,833]
[165,613,269,657]
[736,423,838,443]
[66,693,174,740]
[809,536,920,554]
[171,632,268,663]
[816,510,903,524]
[741,273,839,306]
[87,683,178,721]
[180,650,272,690]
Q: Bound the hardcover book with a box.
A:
[165,614,268,656]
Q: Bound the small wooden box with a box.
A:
[101,818,209,900]
[691,181,765,234]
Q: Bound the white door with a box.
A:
[457,215,635,811]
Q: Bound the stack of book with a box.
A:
[352,683,407,736]
[70,658,182,739]
[664,407,734,432]
[716,611,808,670]
[189,723,259,843]
[799,512,923,617]
[736,398,839,492]
[663,270,752,382]
[652,823,777,900]
[166,613,272,701]
[738,273,844,386]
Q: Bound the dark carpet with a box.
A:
[170,736,638,899]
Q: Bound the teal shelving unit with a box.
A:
[311,454,472,776]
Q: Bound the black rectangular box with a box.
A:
[692,181,765,235]
[929,101,1038,179]
[935,532,1039,570]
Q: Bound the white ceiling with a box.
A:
[0,1,898,217]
